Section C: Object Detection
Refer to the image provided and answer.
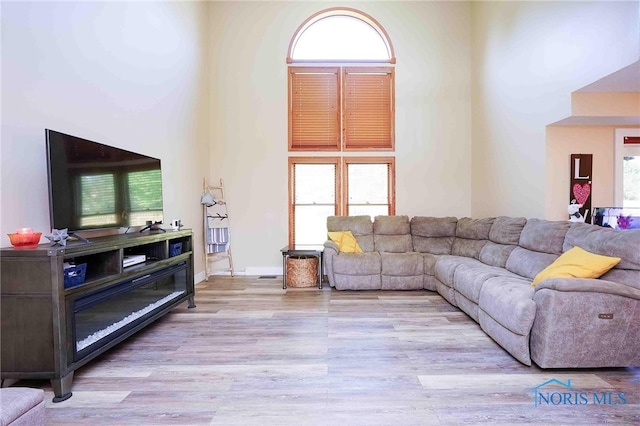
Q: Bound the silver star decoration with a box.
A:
[46,228,70,247]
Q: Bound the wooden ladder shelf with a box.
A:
[202,178,234,279]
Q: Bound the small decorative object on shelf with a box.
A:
[7,228,42,249]
[617,215,632,230]
[567,199,586,223]
[63,263,87,288]
[46,228,70,247]
[169,242,183,257]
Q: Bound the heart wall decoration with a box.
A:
[573,183,591,206]
[570,154,593,223]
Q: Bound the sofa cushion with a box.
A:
[410,216,458,237]
[479,310,532,366]
[375,235,413,253]
[328,231,363,253]
[453,264,519,304]
[381,275,424,290]
[505,246,557,280]
[381,252,424,276]
[531,246,621,286]
[436,280,457,306]
[333,252,381,275]
[489,216,527,245]
[479,241,517,268]
[519,218,570,255]
[479,276,536,336]
[452,238,487,260]
[563,223,640,289]
[456,217,494,239]
[327,216,374,252]
[374,215,412,252]
[380,251,425,290]
[451,217,494,259]
[455,292,481,322]
[0,388,45,425]
[434,255,483,287]
[410,216,457,254]
[374,215,410,234]
[478,216,526,268]
[563,223,640,268]
[334,274,382,290]
[422,253,438,275]
[412,235,455,255]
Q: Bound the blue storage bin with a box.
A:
[169,242,183,257]
[64,263,87,288]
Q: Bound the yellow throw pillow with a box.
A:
[531,246,621,286]
[328,231,363,253]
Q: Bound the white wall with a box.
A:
[208,1,472,273]
[7,2,634,277]
[471,1,640,219]
[1,2,210,274]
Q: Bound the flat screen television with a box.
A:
[46,129,164,233]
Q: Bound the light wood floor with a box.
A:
[17,276,640,425]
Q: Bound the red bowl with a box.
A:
[7,232,42,249]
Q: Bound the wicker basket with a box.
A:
[286,256,319,288]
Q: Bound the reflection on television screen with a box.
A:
[592,207,640,230]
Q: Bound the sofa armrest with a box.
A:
[534,278,640,300]
[531,278,640,368]
[324,240,339,254]
[323,240,339,287]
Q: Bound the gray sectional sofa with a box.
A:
[323,215,640,368]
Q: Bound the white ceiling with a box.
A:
[577,60,640,92]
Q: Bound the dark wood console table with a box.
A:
[0,230,195,402]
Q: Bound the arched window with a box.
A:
[287,8,395,63]
[287,8,396,246]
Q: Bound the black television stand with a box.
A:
[69,232,90,244]
[139,222,165,233]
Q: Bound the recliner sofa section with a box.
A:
[323,215,640,368]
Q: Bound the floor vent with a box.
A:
[258,275,278,279]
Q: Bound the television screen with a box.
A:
[592,207,640,230]
[46,129,163,232]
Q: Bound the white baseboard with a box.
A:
[245,266,282,276]
[195,267,283,283]
[194,271,207,285]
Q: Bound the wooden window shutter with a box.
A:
[289,67,340,151]
[343,67,394,151]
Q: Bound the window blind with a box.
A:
[343,67,394,150]
[289,67,340,151]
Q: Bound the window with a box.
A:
[345,157,395,217]
[287,9,396,245]
[126,169,163,225]
[287,8,395,64]
[289,157,395,246]
[289,158,340,245]
[79,174,117,227]
[78,169,163,228]
[615,129,640,207]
